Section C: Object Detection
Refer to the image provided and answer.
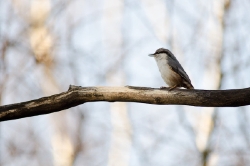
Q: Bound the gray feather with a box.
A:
[167,56,192,84]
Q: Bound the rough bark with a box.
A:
[0,85,250,121]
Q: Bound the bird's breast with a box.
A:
[155,58,180,86]
[156,58,171,79]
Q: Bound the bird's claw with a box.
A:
[160,86,170,89]
[160,86,177,91]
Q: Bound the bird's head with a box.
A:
[148,48,175,60]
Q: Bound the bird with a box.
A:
[149,48,194,90]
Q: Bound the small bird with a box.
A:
[149,48,194,90]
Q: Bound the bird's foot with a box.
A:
[160,85,177,91]
[160,86,170,90]
[168,86,177,91]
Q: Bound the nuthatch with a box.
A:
[149,48,194,90]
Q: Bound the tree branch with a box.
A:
[0,85,250,122]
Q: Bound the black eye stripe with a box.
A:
[155,51,171,57]
[166,52,172,57]
[154,48,174,58]
[155,49,167,53]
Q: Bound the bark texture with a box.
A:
[0,85,250,121]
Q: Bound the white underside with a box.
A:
[154,54,180,87]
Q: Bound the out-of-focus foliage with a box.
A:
[1,0,250,166]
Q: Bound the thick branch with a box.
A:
[0,85,250,121]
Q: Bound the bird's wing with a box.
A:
[167,58,192,84]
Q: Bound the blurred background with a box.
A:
[1,0,250,165]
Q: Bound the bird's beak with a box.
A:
[148,54,155,57]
